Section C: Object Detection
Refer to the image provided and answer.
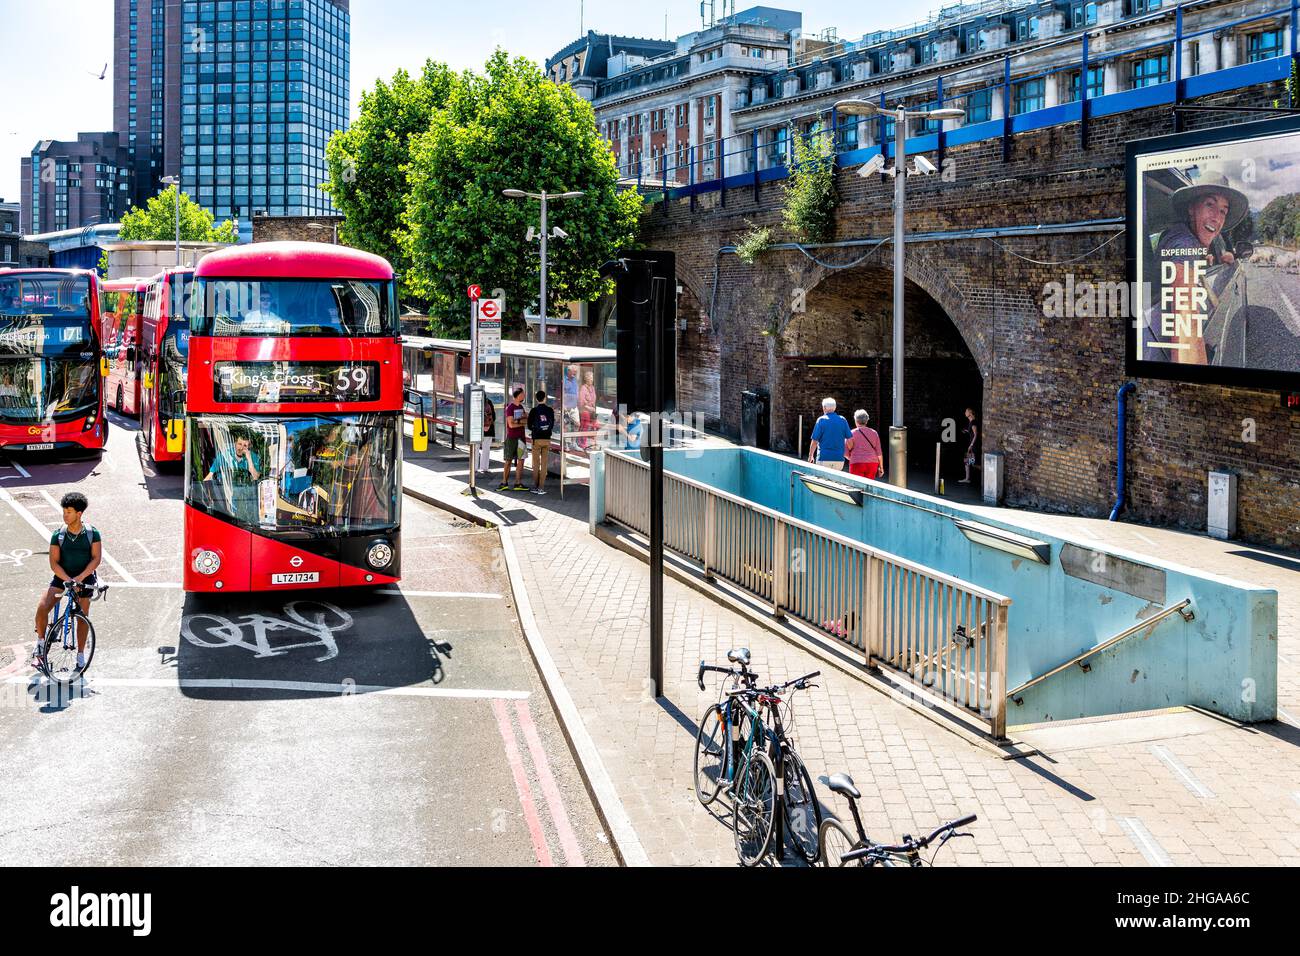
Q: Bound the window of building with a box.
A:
[1128,0,1160,14]
[1067,66,1105,101]
[1070,2,1099,27]
[704,97,716,119]
[839,121,858,150]
[919,40,936,63]
[700,47,721,62]
[1132,54,1170,88]
[1248,30,1284,62]
[1014,77,1045,114]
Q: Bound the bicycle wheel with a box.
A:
[42,612,96,685]
[782,750,823,864]
[732,750,777,867]
[817,817,863,867]
[693,704,727,806]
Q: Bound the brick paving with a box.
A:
[403,441,1300,867]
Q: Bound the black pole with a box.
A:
[649,270,665,699]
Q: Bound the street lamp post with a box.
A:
[832,100,964,489]
[502,188,585,344]
[306,221,339,244]
[160,175,181,266]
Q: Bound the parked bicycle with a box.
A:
[695,650,822,865]
[818,771,976,866]
[35,579,107,686]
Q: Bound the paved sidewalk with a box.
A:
[403,440,1300,867]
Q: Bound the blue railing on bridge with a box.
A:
[616,0,1298,207]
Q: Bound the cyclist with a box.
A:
[32,492,101,670]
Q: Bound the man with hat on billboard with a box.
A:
[1143,172,1250,364]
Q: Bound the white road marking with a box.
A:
[0,484,59,542]
[1118,816,1174,867]
[37,489,137,584]
[0,459,31,480]
[1278,289,1300,336]
[1,674,529,699]
[1149,743,1215,799]
[377,589,503,599]
[1279,706,1300,728]
[1132,531,1158,548]
[133,539,157,561]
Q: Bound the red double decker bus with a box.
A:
[100,276,149,417]
[0,268,107,457]
[139,268,193,465]
[182,242,403,592]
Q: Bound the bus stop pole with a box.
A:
[468,297,479,497]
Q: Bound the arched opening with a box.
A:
[773,265,984,495]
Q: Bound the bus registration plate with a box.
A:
[24,443,54,451]
[272,572,319,585]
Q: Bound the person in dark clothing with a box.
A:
[959,407,979,484]
[32,492,101,669]
[527,390,555,495]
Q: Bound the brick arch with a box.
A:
[796,244,988,377]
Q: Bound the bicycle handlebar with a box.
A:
[697,660,757,691]
[840,813,977,863]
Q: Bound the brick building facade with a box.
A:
[616,78,1300,551]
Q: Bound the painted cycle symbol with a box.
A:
[0,549,33,569]
[180,601,353,662]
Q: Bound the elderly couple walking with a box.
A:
[807,397,883,479]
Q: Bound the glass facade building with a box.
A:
[114,0,349,222]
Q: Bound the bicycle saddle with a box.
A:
[827,773,861,801]
[726,647,751,667]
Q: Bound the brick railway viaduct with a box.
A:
[592,82,1300,551]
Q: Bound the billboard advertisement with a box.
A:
[1127,115,1300,389]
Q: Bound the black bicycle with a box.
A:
[36,579,107,686]
[818,771,976,867]
[695,654,822,866]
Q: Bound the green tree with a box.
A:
[401,50,642,336]
[782,126,838,244]
[118,184,237,244]
[323,60,461,286]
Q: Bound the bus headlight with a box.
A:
[366,541,393,569]
[193,550,221,575]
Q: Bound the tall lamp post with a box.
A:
[501,188,584,344]
[160,175,181,266]
[833,99,964,489]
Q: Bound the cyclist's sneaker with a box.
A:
[76,653,85,670]
[533,487,547,496]
[497,482,509,491]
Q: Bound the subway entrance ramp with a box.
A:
[594,447,1278,740]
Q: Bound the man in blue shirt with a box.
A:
[808,397,852,471]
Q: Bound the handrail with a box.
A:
[1007,598,1194,702]
[605,450,1012,605]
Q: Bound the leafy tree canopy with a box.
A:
[400,50,642,336]
[323,60,461,290]
[118,184,237,244]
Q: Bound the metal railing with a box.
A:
[604,451,1012,737]
[1007,598,1194,705]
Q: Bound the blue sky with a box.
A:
[0,0,913,205]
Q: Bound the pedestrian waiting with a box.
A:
[807,397,851,471]
[499,386,528,492]
[527,389,555,496]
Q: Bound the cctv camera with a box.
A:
[913,155,938,176]
[858,153,886,178]
[551,226,569,240]
[525,226,537,242]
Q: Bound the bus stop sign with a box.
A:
[467,285,482,301]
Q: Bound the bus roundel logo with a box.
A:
[479,300,498,319]
[290,556,304,568]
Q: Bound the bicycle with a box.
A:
[753,670,822,865]
[817,771,976,867]
[35,580,108,686]
[694,652,777,866]
[693,648,759,807]
[696,656,822,866]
